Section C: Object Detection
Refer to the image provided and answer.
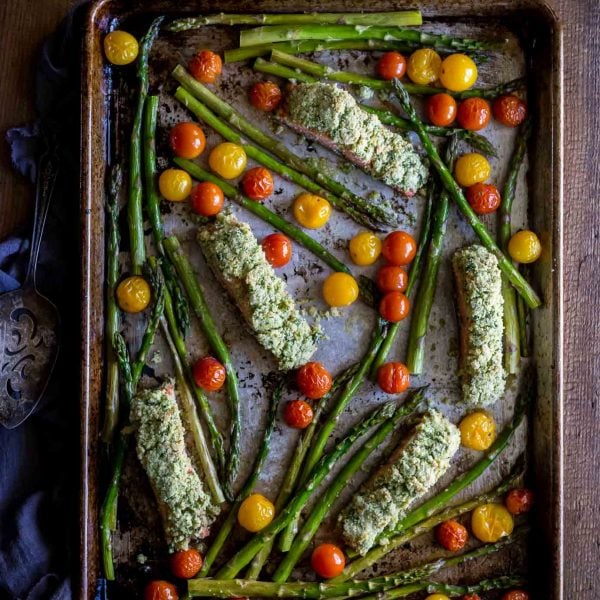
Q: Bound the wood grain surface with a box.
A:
[0,0,598,596]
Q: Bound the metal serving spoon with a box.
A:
[0,149,60,428]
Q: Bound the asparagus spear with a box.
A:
[392,79,541,309]
[517,290,530,357]
[127,17,163,275]
[163,236,241,499]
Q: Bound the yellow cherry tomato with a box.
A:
[425,595,450,600]
[471,503,514,543]
[158,169,192,202]
[439,53,478,92]
[349,232,382,266]
[508,230,542,264]
[293,193,332,229]
[208,142,247,179]
[116,276,151,313]
[103,30,139,66]
[322,273,359,307]
[407,48,442,85]
[454,153,491,187]
[237,494,275,532]
[459,411,497,451]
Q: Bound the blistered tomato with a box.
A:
[297,362,333,399]
[284,400,314,429]
[349,232,382,266]
[493,95,527,127]
[170,549,203,579]
[466,182,501,214]
[310,544,345,579]
[209,143,247,179]
[159,169,193,201]
[376,265,408,294]
[505,488,534,515]
[439,53,478,92]
[377,362,410,394]
[169,122,206,159]
[459,411,496,451]
[436,519,468,552]
[407,48,442,85]
[501,591,530,600]
[104,30,139,65]
[508,230,542,263]
[261,233,292,267]
[379,291,410,322]
[471,503,514,542]
[144,580,178,600]
[293,193,331,229]
[238,494,275,532]
[116,276,151,313]
[190,182,224,216]
[377,51,407,80]
[454,153,491,187]
[193,356,226,392]
[426,93,457,127]
[249,81,282,111]
[457,98,491,131]
[189,50,222,83]
[242,167,274,200]
[322,273,359,307]
[382,231,417,266]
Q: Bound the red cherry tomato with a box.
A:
[379,291,410,322]
[382,231,417,266]
[170,549,203,579]
[376,265,408,294]
[169,122,206,159]
[505,488,534,515]
[249,81,283,111]
[296,362,333,399]
[462,595,482,600]
[193,356,226,391]
[465,182,501,215]
[262,233,292,268]
[310,543,346,579]
[435,519,469,552]
[426,93,457,127]
[501,592,530,600]
[457,97,491,131]
[189,50,222,84]
[144,581,179,600]
[241,167,274,201]
[377,51,407,80]
[284,400,314,429]
[377,362,410,394]
[190,182,225,216]
[492,94,527,127]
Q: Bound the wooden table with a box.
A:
[0,0,597,595]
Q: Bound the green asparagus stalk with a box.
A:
[392,79,541,309]
[163,236,241,499]
[127,17,163,275]
[517,290,530,357]
[215,401,396,579]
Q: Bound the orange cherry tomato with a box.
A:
[457,98,491,131]
[435,519,468,552]
[501,592,530,600]
[426,93,457,127]
[382,231,417,266]
[379,291,410,322]
[377,51,407,80]
[193,356,226,392]
[296,362,333,400]
[189,50,222,84]
[465,183,501,215]
[462,595,481,600]
[505,488,534,515]
[261,233,292,268]
[310,543,346,579]
[377,362,410,394]
[169,122,206,159]
[249,81,282,112]
[492,95,527,127]
[241,167,274,201]
[144,580,178,600]
[190,182,225,216]
[170,549,203,579]
[376,265,408,294]
[284,400,314,429]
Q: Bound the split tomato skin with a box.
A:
[284,400,314,429]
[465,182,501,215]
[261,233,292,268]
[193,356,226,392]
[377,362,410,394]
[377,51,407,80]
[310,543,346,579]
[189,50,222,83]
[296,362,333,399]
[457,97,491,131]
[249,81,283,111]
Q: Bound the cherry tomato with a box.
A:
[377,51,407,80]
[466,182,501,214]
[144,580,178,600]
[377,362,410,394]
[462,595,481,600]
[349,231,382,266]
[104,30,139,65]
[170,549,203,579]
[249,81,282,112]
[169,122,206,159]
[436,519,468,552]
[262,233,292,268]
[426,93,457,127]
[382,231,417,266]
[454,153,491,187]
[116,276,151,313]
[508,230,542,263]
[209,142,247,179]
[407,48,442,85]
[505,488,534,515]
[293,193,332,229]
[376,265,408,294]
[284,400,314,429]
[493,95,527,127]
[190,182,225,216]
[310,544,346,579]
[501,591,530,600]
[238,494,275,532]
[425,595,450,600]
[457,98,491,131]
[322,273,359,307]
[159,169,193,202]
[241,167,274,201]
[193,356,226,392]
[189,50,222,84]
[297,362,333,399]
[471,503,514,543]
[459,411,496,451]
[379,291,410,322]
[439,53,478,92]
